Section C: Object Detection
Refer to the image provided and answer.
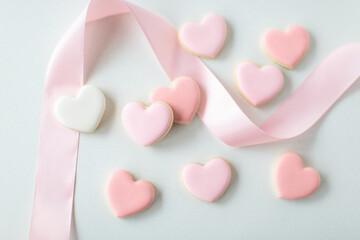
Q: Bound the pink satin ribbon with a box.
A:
[30,0,360,239]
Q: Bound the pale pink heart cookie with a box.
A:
[234,61,284,106]
[262,25,309,69]
[149,76,200,124]
[274,152,320,200]
[122,101,173,146]
[182,158,231,202]
[106,170,155,218]
[179,13,227,58]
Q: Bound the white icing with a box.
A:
[54,85,106,133]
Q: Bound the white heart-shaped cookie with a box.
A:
[54,85,106,133]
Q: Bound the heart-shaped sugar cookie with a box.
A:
[122,101,173,146]
[182,158,231,202]
[262,25,309,69]
[106,170,155,218]
[149,76,200,124]
[274,152,320,200]
[54,85,106,133]
[234,61,284,106]
[179,13,226,58]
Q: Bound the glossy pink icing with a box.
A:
[179,13,226,58]
[106,170,155,218]
[262,25,309,69]
[149,76,200,123]
[122,101,173,146]
[235,61,284,106]
[274,152,320,200]
[182,158,231,202]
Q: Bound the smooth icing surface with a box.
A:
[274,152,320,200]
[106,170,155,218]
[54,85,106,133]
[234,61,284,106]
[179,13,226,58]
[149,76,200,124]
[122,101,173,146]
[182,158,231,202]
[262,25,309,69]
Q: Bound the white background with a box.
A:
[1,0,360,239]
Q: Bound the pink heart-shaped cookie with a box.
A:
[274,152,320,200]
[122,101,173,146]
[106,170,155,218]
[179,13,226,58]
[149,76,200,124]
[234,61,284,106]
[182,158,231,202]
[262,25,309,69]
